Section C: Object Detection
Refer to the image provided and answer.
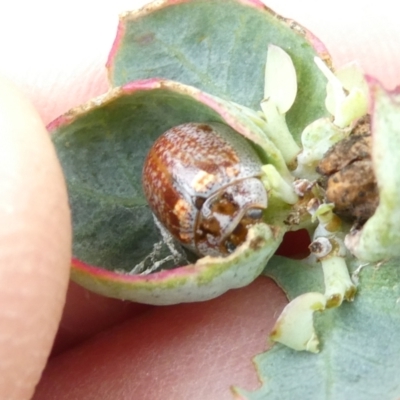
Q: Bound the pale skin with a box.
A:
[1,1,400,399]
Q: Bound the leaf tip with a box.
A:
[269,292,326,353]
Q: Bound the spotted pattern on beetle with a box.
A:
[142,122,268,256]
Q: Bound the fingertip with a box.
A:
[0,76,72,399]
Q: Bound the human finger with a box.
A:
[0,77,71,399]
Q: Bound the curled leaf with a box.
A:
[50,78,288,304]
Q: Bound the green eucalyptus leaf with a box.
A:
[108,0,330,141]
[234,255,400,399]
[71,223,284,305]
[51,79,288,303]
[52,82,225,272]
[51,80,286,272]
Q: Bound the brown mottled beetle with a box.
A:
[317,115,379,223]
[142,122,267,257]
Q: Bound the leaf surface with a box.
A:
[51,80,288,305]
[52,84,225,271]
[53,0,330,294]
[234,256,400,399]
[108,0,330,141]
